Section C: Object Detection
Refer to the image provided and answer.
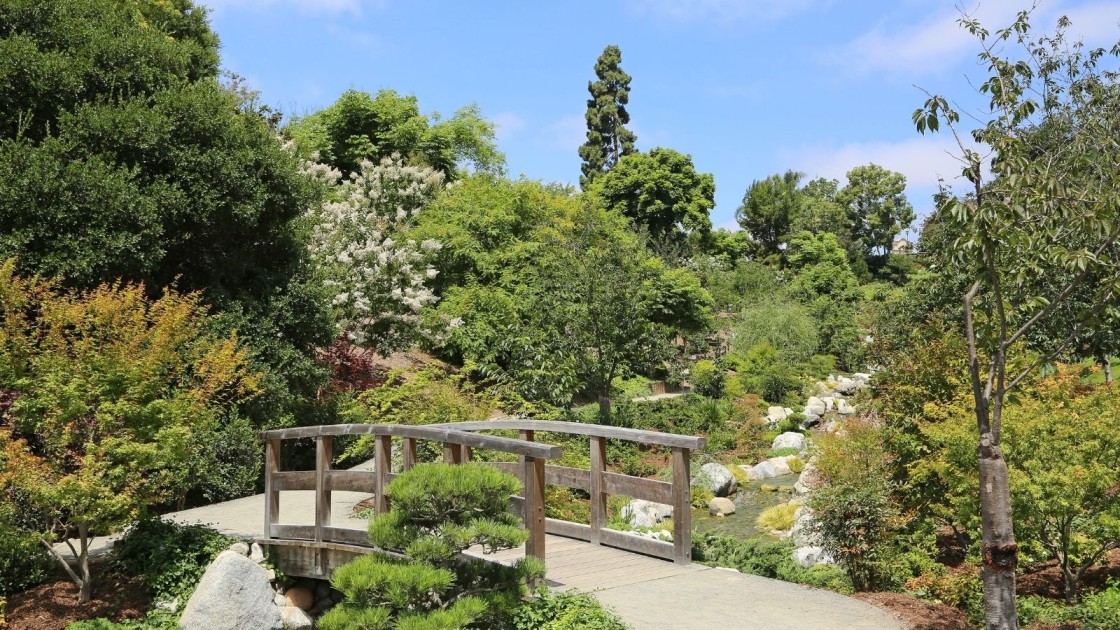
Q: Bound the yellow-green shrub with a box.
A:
[756,502,798,531]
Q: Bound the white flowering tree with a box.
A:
[307,154,445,355]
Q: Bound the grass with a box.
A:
[756,502,799,531]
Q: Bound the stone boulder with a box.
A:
[787,507,820,547]
[766,406,793,426]
[803,396,826,417]
[280,607,313,630]
[283,587,313,611]
[693,462,737,497]
[771,432,806,452]
[743,456,795,481]
[792,546,832,569]
[794,459,821,495]
[836,399,856,415]
[180,551,283,630]
[708,497,736,517]
[834,376,859,394]
[621,499,673,529]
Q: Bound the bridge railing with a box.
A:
[429,419,707,564]
[258,423,562,576]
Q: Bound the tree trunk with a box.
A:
[1103,356,1113,384]
[78,522,92,603]
[597,394,611,423]
[978,434,1018,630]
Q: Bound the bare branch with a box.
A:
[40,537,84,588]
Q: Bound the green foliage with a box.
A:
[834,164,915,264]
[735,170,803,258]
[689,360,724,398]
[767,447,801,458]
[698,260,781,313]
[786,231,863,369]
[724,343,804,405]
[0,501,49,595]
[693,534,853,594]
[578,45,637,187]
[332,464,543,628]
[110,519,234,604]
[810,419,904,591]
[1068,580,1120,629]
[755,502,799,531]
[512,589,630,630]
[733,299,819,363]
[286,89,502,178]
[592,147,714,250]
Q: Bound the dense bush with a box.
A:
[512,589,629,630]
[689,359,724,398]
[692,534,852,594]
[0,501,49,595]
[111,519,235,605]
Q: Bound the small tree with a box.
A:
[319,463,543,629]
[914,10,1120,628]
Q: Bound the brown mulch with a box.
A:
[1017,548,1120,600]
[5,573,149,630]
[855,591,973,630]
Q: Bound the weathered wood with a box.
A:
[260,424,562,459]
[431,419,707,450]
[546,518,592,541]
[462,445,472,462]
[601,528,675,561]
[483,461,520,475]
[602,472,674,505]
[524,456,546,562]
[325,470,376,493]
[373,434,392,515]
[671,447,691,564]
[590,436,606,545]
[263,438,280,539]
[544,465,591,491]
[272,524,316,540]
[443,442,463,464]
[321,526,370,547]
[272,470,315,491]
[402,437,416,470]
[315,436,332,546]
[507,495,525,519]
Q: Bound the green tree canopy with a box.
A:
[836,163,915,261]
[592,147,715,250]
[735,170,803,258]
[286,88,504,178]
[578,45,637,187]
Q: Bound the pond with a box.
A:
[691,473,800,539]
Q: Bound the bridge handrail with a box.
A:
[427,419,707,451]
[259,423,562,459]
[428,418,704,564]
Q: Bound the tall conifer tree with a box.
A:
[578,45,637,187]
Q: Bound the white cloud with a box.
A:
[492,112,528,143]
[199,0,383,17]
[779,135,976,191]
[624,0,820,23]
[832,0,1119,75]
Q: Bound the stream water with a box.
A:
[691,473,800,538]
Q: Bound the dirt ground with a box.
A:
[857,592,973,630]
[5,571,148,630]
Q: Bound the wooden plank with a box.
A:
[484,461,520,476]
[263,438,280,539]
[544,518,590,541]
[544,465,591,491]
[325,470,376,493]
[402,437,416,471]
[322,526,370,547]
[429,419,707,450]
[272,471,315,491]
[260,424,562,459]
[524,456,546,561]
[271,524,316,540]
[589,436,606,545]
[373,434,391,514]
[462,445,472,462]
[443,442,463,464]
[600,528,675,560]
[671,447,691,564]
[602,472,673,504]
[315,436,332,545]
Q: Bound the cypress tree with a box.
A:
[578,45,637,187]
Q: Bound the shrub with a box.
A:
[690,360,724,398]
[512,589,629,630]
[693,534,855,592]
[767,447,800,458]
[111,519,235,605]
[1069,580,1120,629]
[328,463,543,628]
[756,503,799,531]
[732,299,819,362]
[0,502,49,595]
[787,457,805,474]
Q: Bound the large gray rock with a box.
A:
[771,432,806,452]
[794,459,821,494]
[180,551,283,630]
[694,463,737,497]
[792,546,832,568]
[837,399,856,415]
[803,396,826,417]
[787,508,821,547]
[744,456,794,481]
[766,406,792,425]
[621,499,673,529]
[834,376,860,394]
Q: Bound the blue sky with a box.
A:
[200,0,1120,233]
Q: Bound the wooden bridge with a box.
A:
[256,420,707,586]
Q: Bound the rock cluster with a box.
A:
[180,542,342,630]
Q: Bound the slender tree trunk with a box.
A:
[78,522,92,603]
[598,393,611,422]
[1102,355,1113,384]
[978,434,1018,630]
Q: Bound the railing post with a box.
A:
[374,434,392,514]
[671,447,692,564]
[443,442,463,464]
[263,438,280,539]
[315,436,332,543]
[589,436,606,545]
[524,455,546,562]
[402,437,416,471]
[517,430,534,487]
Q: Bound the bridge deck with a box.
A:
[466,534,705,592]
